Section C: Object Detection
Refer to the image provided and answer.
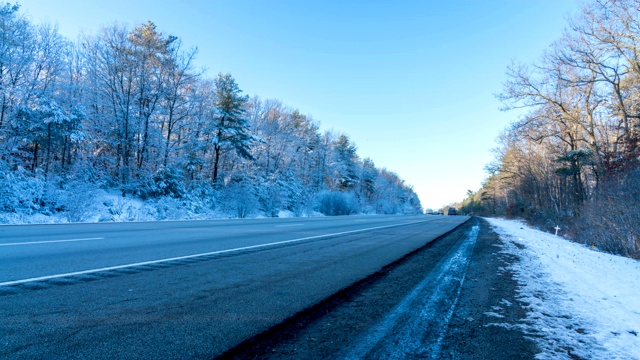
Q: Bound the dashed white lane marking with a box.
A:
[0,220,428,287]
[0,238,105,246]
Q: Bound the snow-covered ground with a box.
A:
[0,190,208,224]
[0,189,323,225]
[487,218,640,360]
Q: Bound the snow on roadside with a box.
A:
[486,217,640,360]
[0,189,328,225]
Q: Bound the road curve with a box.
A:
[1,215,468,359]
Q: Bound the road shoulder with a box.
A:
[219,218,538,359]
[438,217,538,359]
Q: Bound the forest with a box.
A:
[0,3,422,223]
[460,0,640,259]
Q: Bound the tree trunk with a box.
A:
[45,123,52,178]
[213,144,221,184]
[32,143,39,175]
[163,108,174,167]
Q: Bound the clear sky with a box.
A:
[18,0,579,210]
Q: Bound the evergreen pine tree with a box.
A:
[211,73,255,183]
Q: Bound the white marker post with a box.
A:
[554,225,560,236]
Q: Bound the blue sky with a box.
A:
[19,0,579,210]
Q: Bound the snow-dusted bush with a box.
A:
[184,181,219,215]
[55,181,99,222]
[314,190,360,216]
[376,198,399,215]
[139,166,186,199]
[253,172,307,217]
[0,170,33,213]
[290,189,315,217]
[100,195,145,222]
[0,167,58,216]
[220,178,259,218]
[152,197,190,221]
[257,179,284,217]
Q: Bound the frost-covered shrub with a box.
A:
[221,178,259,218]
[55,181,99,222]
[0,162,105,222]
[253,172,307,217]
[376,199,399,214]
[184,181,219,215]
[279,173,304,211]
[152,197,189,221]
[0,168,56,215]
[360,203,377,215]
[101,196,143,222]
[257,180,283,217]
[0,211,21,224]
[139,166,185,199]
[291,190,315,217]
[314,190,360,216]
[0,171,31,212]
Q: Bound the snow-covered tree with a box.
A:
[209,73,256,183]
[0,5,423,222]
[0,4,72,175]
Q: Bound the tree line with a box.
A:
[0,3,422,221]
[460,0,639,259]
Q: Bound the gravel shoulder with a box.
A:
[438,218,538,359]
[219,217,538,359]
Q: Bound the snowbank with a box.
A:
[0,189,221,225]
[0,188,331,225]
[486,218,640,360]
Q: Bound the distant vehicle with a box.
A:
[437,209,444,215]
[447,207,457,216]
[425,209,434,215]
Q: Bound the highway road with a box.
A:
[0,215,469,359]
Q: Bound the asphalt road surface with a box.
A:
[1,215,468,359]
[220,218,538,360]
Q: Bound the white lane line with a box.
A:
[0,238,105,246]
[0,220,429,288]
[275,224,305,227]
